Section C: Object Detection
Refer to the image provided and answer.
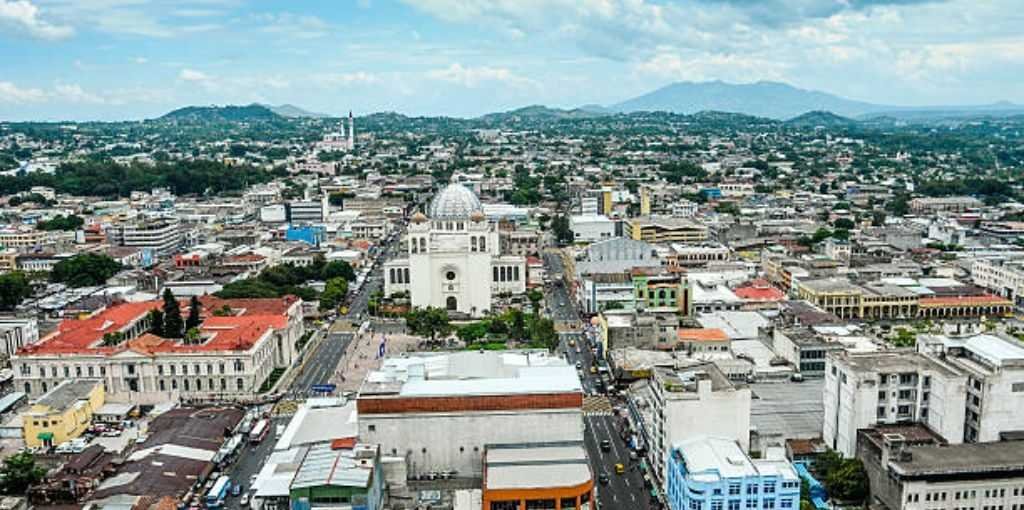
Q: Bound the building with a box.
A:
[383,184,526,317]
[908,196,982,213]
[289,443,385,510]
[630,363,751,485]
[12,296,304,404]
[795,279,919,321]
[625,216,709,244]
[23,379,104,448]
[120,219,182,257]
[823,351,968,457]
[482,442,594,510]
[357,350,584,479]
[666,436,801,510]
[0,229,49,250]
[287,197,329,224]
[770,328,841,377]
[0,318,38,358]
[568,215,615,243]
[857,424,1024,510]
[972,257,1024,306]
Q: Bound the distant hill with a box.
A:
[785,110,859,128]
[159,104,282,122]
[611,80,1024,121]
[612,80,880,119]
[264,104,331,118]
[478,105,608,123]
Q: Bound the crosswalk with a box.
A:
[583,396,614,416]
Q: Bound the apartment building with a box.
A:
[972,258,1024,306]
[120,219,183,257]
[909,196,983,213]
[667,436,801,510]
[12,295,304,404]
[629,363,751,485]
[625,216,709,244]
[858,425,1024,510]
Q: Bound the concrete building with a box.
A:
[666,436,801,510]
[357,350,584,479]
[823,351,968,457]
[119,219,182,257]
[770,328,843,377]
[383,184,526,317]
[12,296,304,404]
[908,196,982,213]
[289,443,385,510]
[287,197,329,224]
[0,318,38,358]
[625,216,709,244]
[858,424,1024,510]
[482,442,594,510]
[568,215,615,243]
[629,363,751,485]
[972,257,1024,306]
[22,379,104,448]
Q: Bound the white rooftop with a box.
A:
[365,350,582,397]
[276,398,357,451]
[942,334,1024,367]
[674,436,799,483]
[485,444,592,490]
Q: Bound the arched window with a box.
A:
[236,378,244,391]
[493,267,499,281]
[480,236,486,251]
[41,381,47,392]
[404,268,410,282]
[446,296,458,311]
[513,266,520,281]
[471,237,477,252]
[159,380,165,391]
[23,382,30,394]
[420,238,426,252]
[389,268,396,283]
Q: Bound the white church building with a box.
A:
[384,183,527,317]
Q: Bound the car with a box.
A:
[598,473,610,485]
[569,339,576,347]
[239,494,250,507]
[250,474,258,486]
[615,463,625,474]
[600,439,611,452]
[575,361,582,369]
[232,483,243,497]
[590,366,597,374]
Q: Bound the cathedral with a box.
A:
[383,183,527,317]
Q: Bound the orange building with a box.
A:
[482,443,595,510]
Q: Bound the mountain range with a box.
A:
[608,80,1024,120]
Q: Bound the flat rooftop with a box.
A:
[360,350,582,398]
[31,379,101,413]
[890,441,1024,478]
[485,442,592,491]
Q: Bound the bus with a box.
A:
[248,419,269,444]
[205,475,231,508]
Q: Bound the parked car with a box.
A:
[598,473,610,485]
[239,494,250,507]
[600,439,611,452]
[232,482,242,497]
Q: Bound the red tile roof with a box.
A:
[734,279,786,301]
[919,294,1012,307]
[18,296,297,357]
[677,328,729,342]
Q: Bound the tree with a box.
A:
[406,307,451,344]
[0,451,45,495]
[36,214,84,231]
[833,217,856,230]
[321,260,356,281]
[509,308,527,341]
[184,327,201,345]
[528,316,558,351]
[551,214,573,244]
[50,253,121,287]
[456,321,489,344]
[319,277,349,311]
[161,288,184,338]
[527,289,543,316]
[871,210,887,227]
[101,331,125,346]
[148,309,164,336]
[0,271,32,311]
[814,450,868,503]
[185,296,202,331]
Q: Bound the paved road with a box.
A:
[543,251,581,322]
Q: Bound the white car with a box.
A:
[239,494,250,507]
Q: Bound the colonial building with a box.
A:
[12,296,304,404]
[383,183,526,317]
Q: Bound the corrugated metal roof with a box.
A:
[291,443,372,490]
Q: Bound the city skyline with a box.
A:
[2,0,1024,121]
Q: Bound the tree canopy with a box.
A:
[0,271,32,311]
[36,214,84,231]
[406,307,451,344]
[0,452,45,495]
[50,253,121,287]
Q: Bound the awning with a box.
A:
[37,431,53,441]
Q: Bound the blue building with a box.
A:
[286,225,326,247]
[666,437,801,510]
[699,188,723,200]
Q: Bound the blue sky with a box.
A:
[1,0,1023,121]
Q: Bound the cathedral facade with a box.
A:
[384,183,526,317]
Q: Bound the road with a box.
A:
[543,250,654,510]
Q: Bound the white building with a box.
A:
[972,257,1024,306]
[12,296,304,404]
[0,318,38,358]
[383,183,525,316]
[629,363,751,485]
[120,219,183,257]
[356,350,584,478]
[569,214,615,243]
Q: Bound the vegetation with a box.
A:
[36,214,84,231]
[551,214,573,244]
[185,296,202,331]
[405,306,452,345]
[456,308,558,351]
[319,277,349,311]
[258,367,286,393]
[0,271,32,311]
[50,253,121,287]
[814,450,868,502]
[215,259,354,302]
[161,288,185,338]
[0,452,45,495]
[0,159,279,198]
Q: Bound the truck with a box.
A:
[248,419,269,444]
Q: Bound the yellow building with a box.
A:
[23,380,104,448]
[624,216,708,244]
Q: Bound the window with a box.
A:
[729,484,741,496]
[171,379,178,390]
[764,483,776,494]
[368,425,376,432]
[196,379,202,391]
[493,267,499,282]
[780,499,793,509]
[712,501,724,510]
[747,485,759,495]
[19,364,29,376]
[75,366,82,377]
[63,366,70,377]
[765,499,776,509]
[746,500,757,509]
[159,380,165,391]
[691,500,703,510]
[171,365,177,375]
[219,363,225,374]
[158,365,164,375]
[446,271,456,281]
[728,501,740,510]
[184,379,190,391]
[221,378,227,390]
[234,359,244,372]
[88,366,94,377]
[236,378,244,391]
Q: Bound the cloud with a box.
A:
[54,83,105,103]
[32,0,231,38]
[178,68,210,82]
[133,56,148,64]
[258,12,329,40]
[634,50,790,83]
[314,72,379,86]
[426,63,537,88]
[0,0,73,39]
[0,81,47,103]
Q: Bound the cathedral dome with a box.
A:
[428,183,483,220]
[411,211,428,224]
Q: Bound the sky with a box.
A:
[1,0,1023,121]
